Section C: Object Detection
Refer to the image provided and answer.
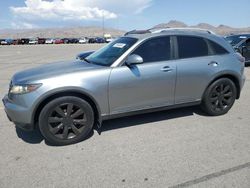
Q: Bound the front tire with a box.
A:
[39,96,94,145]
[201,78,237,116]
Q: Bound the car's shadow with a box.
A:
[101,106,206,132]
[15,105,206,145]
[15,126,94,146]
[16,126,44,144]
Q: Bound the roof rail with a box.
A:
[124,28,216,36]
[150,27,215,34]
[124,29,151,36]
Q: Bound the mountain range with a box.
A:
[0,20,249,38]
[153,20,250,35]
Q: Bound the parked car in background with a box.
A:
[45,38,54,44]
[1,39,13,45]
[225,34,250,46]
[0,39,5,44]
[29,38,38,45]
[105,37,114,43]
[62,38,69,44]
[68,38,79,44]
[20,38,30,45]
[13,39,22,45]
[54,39,64,44]
[225,34,250,65]
[79,38,87,44]
[95,37,105,43]
[38,38,46,44]
[88,38,96,43]
[104,34,114,43]
[2,28,245,145]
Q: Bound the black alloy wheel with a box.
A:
[201,78,237,116]
[48,103,87,139]
[39,96,94,145]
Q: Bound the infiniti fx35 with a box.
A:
[2,29,246,145]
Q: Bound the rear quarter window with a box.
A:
[208,40,229,55]
[177,36,209,59]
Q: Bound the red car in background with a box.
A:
[54,39,64,44]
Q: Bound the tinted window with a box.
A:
[177,36,208,58]
[132,37,171,63]
[246,39,250,47]
[209,40,228,55]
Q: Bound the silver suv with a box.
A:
[2,29,246,145]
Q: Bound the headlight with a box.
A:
[9,84,42,94]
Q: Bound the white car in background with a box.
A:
[104,34,114,43]
[29,39,38,45]
[79,38,87,44]
[105,37,114,43]
[1,40,8,45]
[45,38,54,44]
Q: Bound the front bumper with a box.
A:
[2,95,34,131]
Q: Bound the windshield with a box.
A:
[225,36,245,46]
[86,37,138,66]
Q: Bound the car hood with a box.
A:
[12,60,103,84]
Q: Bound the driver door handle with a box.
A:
[161,66,173,72]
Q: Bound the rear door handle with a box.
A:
[161,66,173,72]
[208,61,218,67]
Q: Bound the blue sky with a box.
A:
[0,0,249,30]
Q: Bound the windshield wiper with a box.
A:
[82,58,92,64]
[81,58,108,66]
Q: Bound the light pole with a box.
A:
[102,10,105,37]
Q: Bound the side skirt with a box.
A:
[102,101,201,121]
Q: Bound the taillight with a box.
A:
[235,52,245,63]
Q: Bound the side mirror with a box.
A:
[126,54,143,66]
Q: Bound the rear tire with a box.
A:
[201,78,236,116]
[39,96,94,146]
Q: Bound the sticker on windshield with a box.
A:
[113,43,126,48]
[239,36,247,39]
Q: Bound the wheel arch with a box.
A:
[204,73,241,99]
[32,89,102,129]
